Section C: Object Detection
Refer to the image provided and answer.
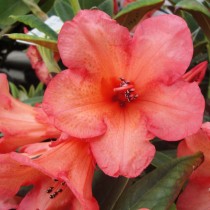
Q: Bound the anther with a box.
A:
[46,187,54,193]
[57,188,63,193]
[49,192,58,199]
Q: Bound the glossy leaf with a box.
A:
[54,0,74,21]
[151,151,173,168]
[114,0,164,30]
[175,0,210,41]
[10,15,58,40]
[98,0,114,16]
[5,33,58,52]
[0,0,39,26]
[79,0,105,9]
[93,169,130,210]
[113,152,203,210]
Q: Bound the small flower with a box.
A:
[0,74,60,153]
[43,10,204,177]
[177,122,210,210]
[0,139,98,210]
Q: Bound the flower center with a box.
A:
[46,179,66,199]
[113,78,138,107]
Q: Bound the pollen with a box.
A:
[113,78,138,107]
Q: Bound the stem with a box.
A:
[69,0,81,15]
[22,0,48,21]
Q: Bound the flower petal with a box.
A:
[0,74,60,152]
[43,69,107,138]
[178,125,210,179]
[176,179,210,210]
[128,15,193,86]
[139,80,204,140]
[91,108,155,177]
[18,176,80,210]
[11,139,99,210]
[58,10,130,77]
[0,154,41,200]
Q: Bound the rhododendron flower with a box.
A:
[0,139,98,210]
[182,61,207,84]
[43,10,204,177]
[177,122,210,210]
[0,74,60,152]
[26,46,59,84]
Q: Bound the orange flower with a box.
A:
[43,10,204,177]
[0,139,98,210]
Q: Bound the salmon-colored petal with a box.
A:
[139,80,204,140]
[91,108,155,177]
[128,15,193,86]
[58,10,130,77]
[18,176,80,210]
[178,127,210,179]
[0,153,41,200]
[177,179,210,210]
[11,139,99,210]
[43,70,107,138]
[0,74,60,152]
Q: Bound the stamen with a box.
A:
[113,77,139,106]
[45,179,66,199]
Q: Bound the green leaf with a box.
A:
[54,0,74,21]
[169,203,177,210]
[10,15,58,40]
[28,85,35,98]
[0,0,39,26]
[79,0,104,9]
[98,0,114,16]
[93,169,130,210]
[40,0,55,13]
[5,33,58,52]
[22,96,43,105]
[151,151,173,168]
[9,82,20,98]
[175,0,210,42]
[114,0,164,30]
[34,83,44,96]
[112,152,203,210]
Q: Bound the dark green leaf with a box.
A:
[93,169,130,210]
[151,151,173,168]
[175,0,210,41]
[40,0,56,12]
[5,33,58,52]
[169,203,177,210]
[98,0,114,16]
[0,0,39,26]
[114,0,164,30]
[54,0,74,21]
[113,152,203,210]
[79,0,104,9]
[10,15,58,40]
